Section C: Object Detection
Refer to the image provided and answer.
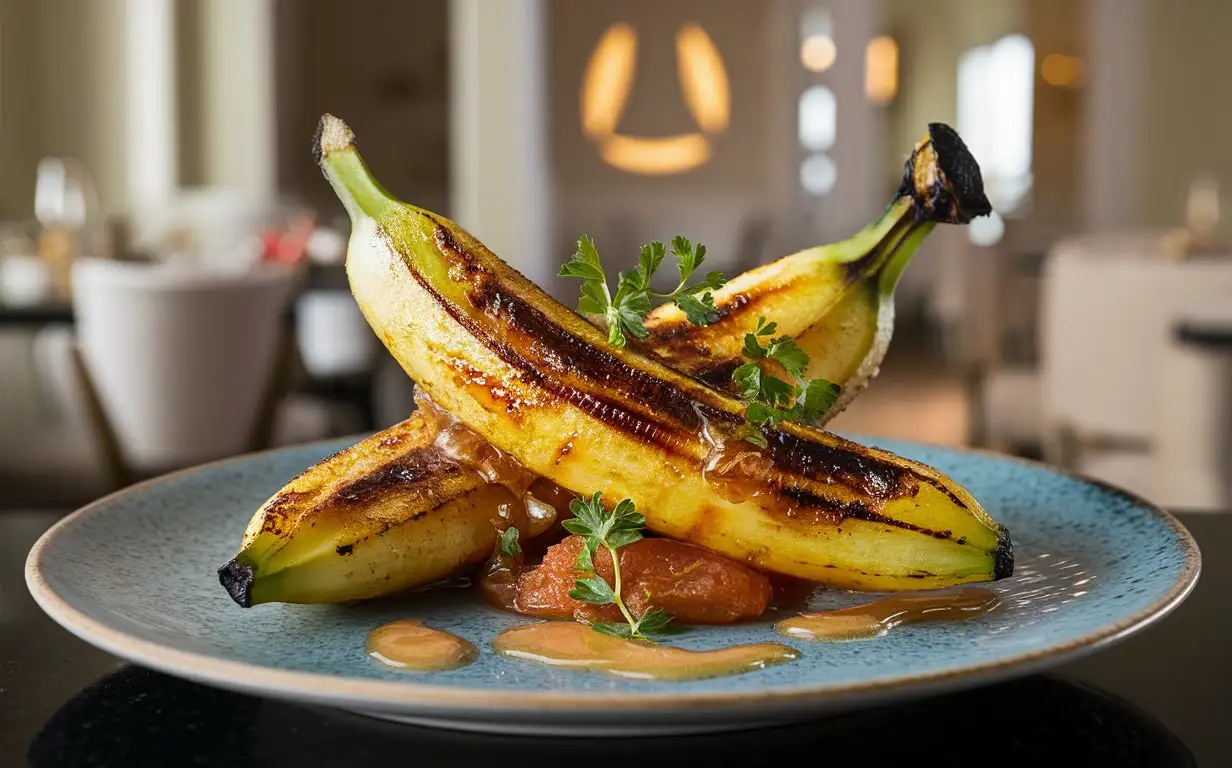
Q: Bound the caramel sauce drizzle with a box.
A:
[493,622,798,681]
[775,586,1000,642]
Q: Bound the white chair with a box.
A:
[1039,235,1232,499]
[1154,305,1232,511]
[67,258,301,477]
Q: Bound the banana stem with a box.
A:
[315,114,395,223]
[878,222,937,296]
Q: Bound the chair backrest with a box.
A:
[1041,236,1232,442]
[71,258,300,471]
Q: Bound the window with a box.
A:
[957,34,1034,237]
[798,86,836,152]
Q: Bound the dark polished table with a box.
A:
[2,510,1227,768]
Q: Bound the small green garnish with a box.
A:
[562,492,679,642]
[559,235,726,347]
[732,316,840,447]
[498,527,521,557]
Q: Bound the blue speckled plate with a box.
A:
[26,437,1199,736]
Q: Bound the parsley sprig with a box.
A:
[560,235,726,347]
[732,317,840,447]
[562,492,678,641]
[498,526,521,557]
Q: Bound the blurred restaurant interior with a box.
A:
[0,0,1229,513]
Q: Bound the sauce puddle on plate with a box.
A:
[776,586,1000,642]
[493,622,798,681]
[366,619,478,671]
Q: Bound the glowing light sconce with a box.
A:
[864,36,898,104]
[1041,53,1084,88]
[800,34,836,73]
[580,22,731,176]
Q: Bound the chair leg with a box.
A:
[70,343,133,491]
[248,329,297,453]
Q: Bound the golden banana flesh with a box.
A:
[307,115,1011,593]
[219,122,1006,605]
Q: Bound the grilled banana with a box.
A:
[219,123,1000,605]
[310,114,1011,592]
[220,411,492,606]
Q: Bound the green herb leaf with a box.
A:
[732,362,762,400]
[606,528,643,549]
[800,378,841,424]
[763,336,809,380]
[674,291,719,326]
[577,280,609,317]
[575,540,596,574]
[563,492,607,538]
[562,493,681,641]
[638,241,666,288]
[589,620,635,639]
[498,527,521,557]
[558,235,606,282]
[570,577,617,606]
[671,236,705,283]
[613,291,652,341]
[732,315,842,442]
[560,232,725,345]
[634,608,680,639]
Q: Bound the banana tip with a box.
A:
[993,524,1014,579]
[927,122,993,221]
[218,559,255,607]
[312,113,355,166]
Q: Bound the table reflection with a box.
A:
[29,666,1193,768]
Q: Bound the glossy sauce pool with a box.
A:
[493,622,798,681]
[366,620,478,671]
[775,586,1000,642]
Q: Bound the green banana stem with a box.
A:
[314,117,394,222]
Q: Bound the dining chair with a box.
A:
[1039,235,1232,499]
[62,258,301,481]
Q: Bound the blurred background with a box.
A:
[0,0,1228,513]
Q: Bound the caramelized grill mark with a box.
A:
[764,430,914,501]
[424,226,737,449]
[258,490,311,536]
[330,449,464,506]
[693,359,743,389]
[782,489,955,541]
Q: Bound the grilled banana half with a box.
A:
[644,124,992,416]
[219,121,1006,605]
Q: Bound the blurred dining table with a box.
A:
[1,509,1227,768]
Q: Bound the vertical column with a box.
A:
[1082,0,1147,233]
[198,0,277,201]
[125,0,177,209]
[449,0,554,284]
[822,0,885,240]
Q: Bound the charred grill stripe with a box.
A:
[330,449,465,506]
[783,489,955,541]
[766,431,912,502]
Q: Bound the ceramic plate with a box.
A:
[26,437,1200,736]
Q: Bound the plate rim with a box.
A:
[25,437,1202,715]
